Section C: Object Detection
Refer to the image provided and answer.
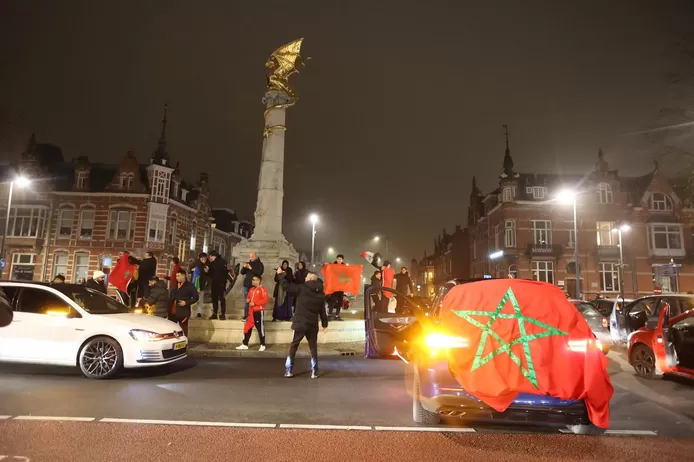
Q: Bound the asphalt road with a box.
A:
[0,352,693,460]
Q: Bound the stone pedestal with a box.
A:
[226,90,299,316]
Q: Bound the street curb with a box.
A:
[188,345,362,359]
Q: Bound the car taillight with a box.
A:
[422,333,469,352]
[602,317,608,328]
[568,339,602,353]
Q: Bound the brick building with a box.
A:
[210,208,253,268]
[0,110,249,285]
[413,226,470,299]
[468,133,694,299]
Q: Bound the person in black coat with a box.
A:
[240,252,264,320]
[85,270,107,294]
[327,254,346,321]
[144,276,170,318]
[169,269,199,336]
[132,252,157,302]
[0,286,12,328]
[208,250,230,320]
[292,261,308,309]
[283,271,329,378]
[272,260,293,322]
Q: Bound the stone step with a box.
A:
[188,318,365,344]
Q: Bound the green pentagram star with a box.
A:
[337,272,352,285]
[451,287,568,388]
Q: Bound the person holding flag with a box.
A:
[327,254,346,321]
[109,251,138,305]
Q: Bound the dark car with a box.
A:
[364,278,604,434]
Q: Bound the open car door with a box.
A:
[364,286,427,359]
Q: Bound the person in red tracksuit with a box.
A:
[236,275,268,352]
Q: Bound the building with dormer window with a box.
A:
[0,107,252,285]
[467,128,694,298]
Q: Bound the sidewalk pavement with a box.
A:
[188,341,366,359]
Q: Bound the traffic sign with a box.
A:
[0,258,6,271]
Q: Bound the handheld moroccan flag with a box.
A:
[440,279,613,428]
[322,264,363,295]
[108,252,137,293]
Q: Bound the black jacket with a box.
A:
[209,258,230,286]
[0,286,12,328]
[138,257,157,287]
[169,280,199,321]
[196,260,211,291]
[294,267,308,284]
[241,258,265,288]
[86,278,107,294]
[394,272,414,295]
[145,280,170,318]
[288,279,329,331]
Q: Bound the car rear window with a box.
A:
[573,302,603,318]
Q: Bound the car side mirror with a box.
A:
[645,319,659,330]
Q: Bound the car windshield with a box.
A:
[573,302,603,318]
[54,285,131,314]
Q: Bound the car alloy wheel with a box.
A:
[412,368,441,425]
[631,345,656,379]
[79,336,123,379]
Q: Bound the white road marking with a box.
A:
[374,426,476,433]
[13,416,95,422]
[0,416,11,420]
[99,418,275,428]
[279,424,372,430]
[559,428,657,436]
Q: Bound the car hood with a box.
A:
[98,313,181,333]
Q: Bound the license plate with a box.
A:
[174,341,186,350]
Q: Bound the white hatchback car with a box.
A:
[0,281,188,379]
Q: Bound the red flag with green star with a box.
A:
[321,264,363,295]
[108,252,137,293]
[441,279,613,428]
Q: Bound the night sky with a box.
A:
[1,1,693,264]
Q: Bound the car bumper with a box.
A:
[417,362,590,427]
[122,337,189,367]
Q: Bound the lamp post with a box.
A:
[310,214,318,269]
[373,235,388,260]
[557,189,580,298]
[612,224,630,299]
[488,250,503,277]
[1,175,31,279]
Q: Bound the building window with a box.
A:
[178,238,186,261]
[597,183,613,204]
[598,262,620,292]
[508,264,518,278]
[172,180,179,199]
[79,208,95,240]
[504,220,516,247]
[647,224,683,253]
[76,170,88,189]
[213,237,226,258]
[1,206,47,238]
[532,261,554,284]
[190,224,197,251]
[532,187,547,199]
[53,252,68,279]
[11,253,36,281]
[596,221,616,246]
[502,187,513,202]
[58,208,74,237]
[472,239,477,260]
[148,212,167,242]
[151,169,171,203]
[119,172,134,190]
[650,193,673,211]
[169,216,177,245]
[108,210,136,241]
[494,224,500,249]
[567,229,576,248]
[532,220,551,244]
[73,252,89,283]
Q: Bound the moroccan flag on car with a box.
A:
[108,252,137,293]
[322,264,363,295]
[440,279,613,428]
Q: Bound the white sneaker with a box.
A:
[235,344,249,350]
[259,345,266,352]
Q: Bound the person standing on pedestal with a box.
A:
[236,275,268,351]
[241,252,264,320]
[208,250,230,320]
[272,260,293,321]
[327,254,346,321]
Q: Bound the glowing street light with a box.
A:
[309,214,319,268]
[372,235,389,259]
[1,175,32,278]
[328,247,334,253]
[489,250,504,260]
[395,257,402,263]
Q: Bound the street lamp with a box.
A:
[557,189,580,299]
[373,235,389,259]
[395,257,401,263]
[328,247,334,254]
[309,214,318,269]
[488,250,503,276]
[1,175,31,279]
[612,224,631,299]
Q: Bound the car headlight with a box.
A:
[129,329,165,341]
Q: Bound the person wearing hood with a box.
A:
[272,260,293,321]
[283,271,329,378]
[370,270,384,312]
[292,261,309,309]
[144,276,170,317]
[86,270,107,294]
[394,266,414,314]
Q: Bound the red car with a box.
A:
[626,295,694,379]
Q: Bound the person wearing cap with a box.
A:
[144,276,170,317]
[86,270,107,294]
